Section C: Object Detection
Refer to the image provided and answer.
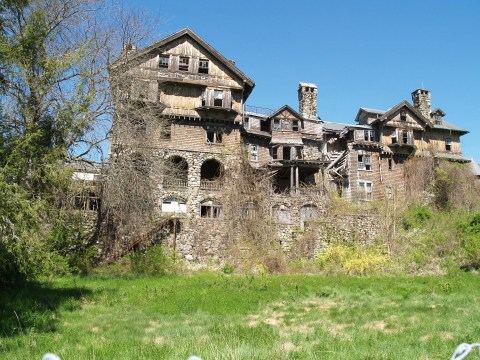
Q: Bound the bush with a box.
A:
[129,246,176,275]
[402,205,432,230]
[317,244,390,275]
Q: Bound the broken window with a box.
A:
[391,129,397,144]
[446,138,452,151]
[74,192,100,211]
[273,119,280,130]
[251,144,258,161]
[206,128,223,144]
[199,59,209,74]
[364,130,375,142]
[400,110,407,121]
[402,131,408,144]
[283,147,291,160]
[292,120,299,131]
[243,117,249,129]
[272,147,278,160]
[200,159,223,181]
[179,56,189,71]
[358,154,371,171]
[159,55,169,68]
[200,200,222,218]
[213,90,223,107]
[358,181,373,201]
[260,120,270,132]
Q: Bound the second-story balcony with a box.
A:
[200,180,223,191]
[163,179,188,189]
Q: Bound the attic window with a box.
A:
[400,110,407,121]
[199,59,209,74]
[159,55,169,68]
[292,120,299,131]
[435,115,442,124]
[179,56,189,71]
[446,138,452,151]
[273,119,280,130]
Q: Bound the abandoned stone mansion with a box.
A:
[107,28,471,259]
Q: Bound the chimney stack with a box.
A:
[411,89,431,119]
[298,82,318,119]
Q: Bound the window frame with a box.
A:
[358,154,372,171]
[292,120,299,131]
[179,56,190,71]
[198,59,209,74]
[200,200,222,219]
[158,55,169,69]
[358,181,373,201]
[213,90,223,107]
[273,119,281,130]
[206,128,223,144]
[272,147,278,160]
[445,138,452,151]
[251,144,258,161]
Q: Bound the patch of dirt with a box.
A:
[90,327,100,333]
[281,342,297,351]
[362,321,396,334]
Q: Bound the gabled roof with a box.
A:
[267,105,305,121]
[431,108,446,116]
[110,27,255,99]
[433,120,469,134]
[375,100,433,127]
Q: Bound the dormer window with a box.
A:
[199,59,209,74]
[179,56,189,71]
[400,110,407,121]
[435,115,442,124]
[159,55,169,68]
[292,120,299,131]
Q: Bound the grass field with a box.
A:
[1,272,479,359]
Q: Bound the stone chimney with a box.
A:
[411,89,431,119]
[298,82,318,119]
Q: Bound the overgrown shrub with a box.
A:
[402,205,432,230]
[317,244,390,275]
[129,246,176,275]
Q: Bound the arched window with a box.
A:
[162,196,187,213]
[300,204,319,229]
[272,204,291,224]
[200,199,222,218]
[200,159,223,190]
[164,156,188,188]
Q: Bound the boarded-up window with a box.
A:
[272,205,291,224]
[300,204,318,229]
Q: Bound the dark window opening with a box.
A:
[213,90,223,107]
[391,130,397,144]
[159,55,169,68]
[364,130,375,142]
[179,56,189,71]
[292,120,299,131]
[201,201,222,218]
[402,131,408,144]
[400,110,407,121]
[206,129,223,144]
[283,147,291,160]
[201,159,223,180]
[446,138,452,151]
[272,147,278,160]
[260,120,270,132]
[199,59,209,74]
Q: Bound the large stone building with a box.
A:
[108,28,470,259]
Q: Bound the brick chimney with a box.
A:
[298,82,318,119]
[411,89,431,119]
